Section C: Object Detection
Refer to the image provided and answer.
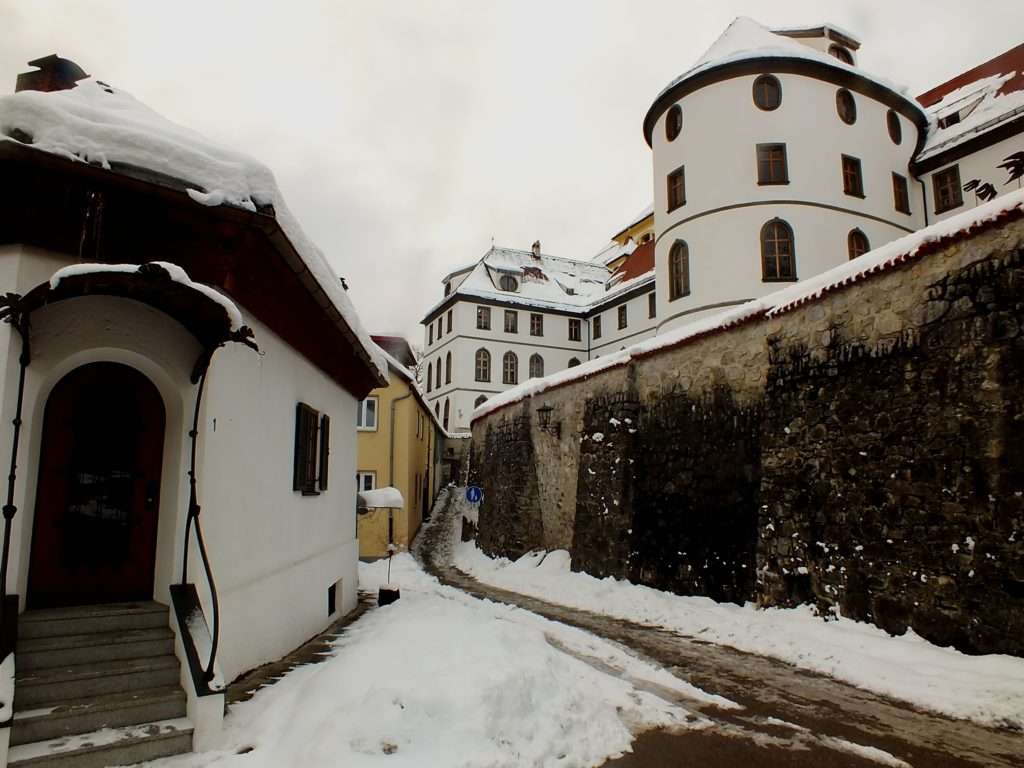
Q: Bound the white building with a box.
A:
[0,57,386,765]
[424,21,1023,421]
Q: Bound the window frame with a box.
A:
[892,172,911,215]
[356,471,376,493]
[568,357,581,368]
[886,110,902,145]
[428,325,433,345]
[752,74,781,111]
[476,305,491,330]
[356,396,379,431]
[568,318,581,341]
[499,274,518,292]
[294,402,324,495]
[847,229,870,260]
[648,292,656,318]
[593,315,603,340]
[756,143,789,185]
[529,353,544,379]
[445,351,452,384]
[504,309,518,334]
[761,219,797,282]
[667,165,686,212]
[474,348,491,382]
[836,89,857,125]
[446,309,453,334]
[829,44,854,64]
[530,313,544,337]
[933,165,963,214]
[474,394,487,408]
[841,154,864,198]
[442,399,450,431]
[668,240,690,301]
[502,351,518,385]
[617,304,628,330]
[665,104,682,142]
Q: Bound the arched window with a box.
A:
[848,229,870,260]
[443,399,450,431]
[529,354,544,379]
[502,351,518,385]
[499,275,518,292]
[752,75,781,111]
[445,351,452,384]
[828,44,854,64]
[665,104,682,141]
[761,219,796,281]
[474,349,491,382]
[668,240,690,301]
[886,109,902,145]
[435,359,442,389]
[568,358,581,368]
[474,395,487,408]
[426,360,433,393]
[836,89,856,125]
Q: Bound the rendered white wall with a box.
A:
[589,288,658,357]
[921,133,1024,222]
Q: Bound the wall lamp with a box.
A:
[536,403,561,438]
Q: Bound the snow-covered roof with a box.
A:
[644,17,925,143]
[608,204,654,244]
[772,22,861,48]
[0,78,387,380]
[915,44,1024,166]
[473,188,1024,424]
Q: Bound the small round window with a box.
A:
[836,89,857,125]
[886,109,902,145]
[752,75,781,111]
[665,105,682,142]
[499,275,518,292]
[829,44,854,64]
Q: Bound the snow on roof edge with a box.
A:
[472,189,1024,425]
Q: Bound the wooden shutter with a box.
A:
[318,414,330,491]
[293,402,319,493]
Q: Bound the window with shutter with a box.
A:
[293,402,320,495]
[318,414,330,491]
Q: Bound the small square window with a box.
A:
[476,306,491,330]
[356,471,376,491]
[757,144,788,185]
[667,166,686,212]
[617,305,627,330]
[504,310,518,334]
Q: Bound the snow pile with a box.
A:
[473,187,1024,423]
[48,261,245,331]
[357,486,404,510]
[453,543,1024,728]
[158,553,721,768]
[653,17,921,115]
[0,79,386,378]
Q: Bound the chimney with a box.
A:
[531,240,541,258]
[16,55,88,93]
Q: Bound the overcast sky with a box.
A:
[2,1,1020,342]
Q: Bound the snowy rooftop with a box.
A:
[916,43,1024,164]
[646,17,924,142]
[0,76,386,379]
[474,188,1024,423]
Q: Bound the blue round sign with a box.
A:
[466,486,483,504]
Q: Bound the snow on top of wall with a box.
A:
[653,17,920,117]
[772,22,861,45]
[918,71,1024,162]
[49,261,245,331]
[473,188,1024,423]
[358,486,404,510]
[0,79,386,379]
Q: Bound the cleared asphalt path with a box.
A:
[415,489,1024,768]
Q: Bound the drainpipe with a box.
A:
[389,391,413,487]
[916,177,930,227]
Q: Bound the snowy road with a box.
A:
[417,488,1024,768]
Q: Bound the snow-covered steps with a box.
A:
[11,602,193,767]
[7,717,193,768]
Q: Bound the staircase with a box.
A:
[9,602,193,768]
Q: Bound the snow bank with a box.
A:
[49,261,245,331]
[357,487,404,510]
[473,188,1024,423]
[0,79,386,378]
[155,553,721,768]
[453,542,1024,728]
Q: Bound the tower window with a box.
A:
[665,105,682,141]
[829,44,854,64]
[886,110,902,145]
[848,229,870,260]
[892,173,911,214]
[761,219,796,281]
[668,240,690,301]
[752,75,781,111]
[842,155,864,198]
[667,165,686,212]
[836,89,857,125]
[756,143,788,185]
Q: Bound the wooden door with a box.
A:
[28,362,166,608]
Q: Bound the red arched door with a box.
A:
[28,362,166,608]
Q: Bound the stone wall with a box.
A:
[470,213,1024,655]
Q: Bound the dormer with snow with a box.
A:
[643,17,929,332]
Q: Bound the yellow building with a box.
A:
[357,336,445,558]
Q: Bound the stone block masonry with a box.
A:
[470,207,1024,656]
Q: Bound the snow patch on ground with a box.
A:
[453,542,1024,729]
[146,553,721,768]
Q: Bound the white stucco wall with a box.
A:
[920,132,1024,222]
[650,70,926,333]
[589,287,658,357]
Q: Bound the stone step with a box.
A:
[11,686,187,746]
[15,656,181,708]
[7,717,193,768]
[18,603,168,641]
[17,628,175,672]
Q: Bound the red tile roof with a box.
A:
[610,240,655,284]
[918,43,1024,107]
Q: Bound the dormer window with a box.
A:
[499,274,519,292]
[444,282,452,296]
[828,44,853,64]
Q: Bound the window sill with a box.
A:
[844,191,866,199]
[356,426,378,432]
[666,202,686,213]
[895,207,912,216]
[300,489,321,497]
[762,277,799,283]
[757,180,789,186]
[668,291,691,302]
